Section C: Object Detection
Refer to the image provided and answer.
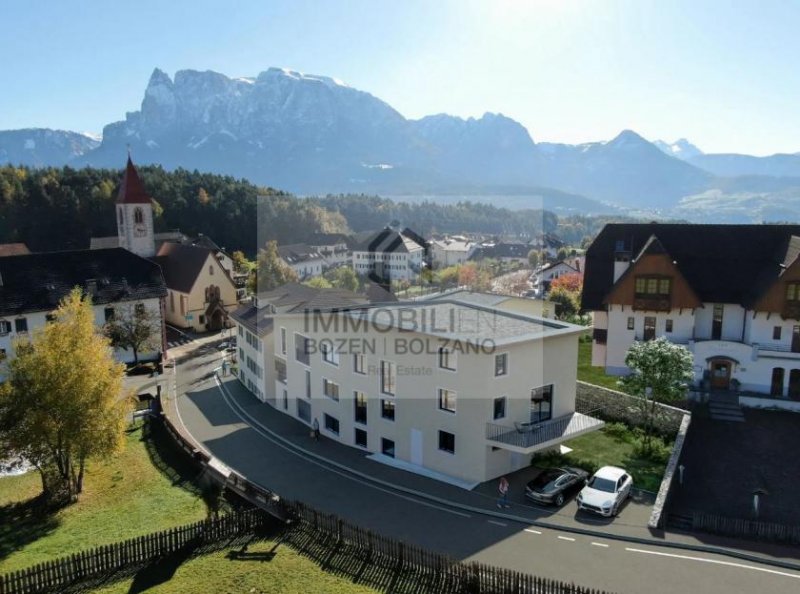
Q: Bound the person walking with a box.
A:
[311,417,320,441]
[497,476,510,509]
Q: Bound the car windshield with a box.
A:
[531,470,563,491]
[587,476,617,493]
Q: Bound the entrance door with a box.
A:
[792,326,800,353]
[771,367,785,397]
[410,429,423,466]
[790,370,800,399]
[709,359,731,390]
[643,317,656,341]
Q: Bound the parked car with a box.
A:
[525,467,588,507]
[577,466,633,517]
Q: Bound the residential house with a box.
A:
[529,233,567,259]
[430,236,476,268]
[0,248,167,366]
[308,233,351,268]
[352,227,428,283]
[278,244,326,280]
[583,223,800,400]
[231,284,598,486]
[533,257,583,294]
[469,242,530,266]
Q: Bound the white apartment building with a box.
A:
[430,236,476,268]
[0,248,167,367]
[352,227,428,283]
[583,223,800,399]
[278,244,326,280]
[308,233,351,268]
[232,284,598,486]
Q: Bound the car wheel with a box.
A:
[555,493,565,507]
[611,503,619,517]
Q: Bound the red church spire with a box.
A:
[116,155,153,204]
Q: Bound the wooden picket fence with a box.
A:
[0,509,274,594]
[285,500,611,594]
[693,511,800,545]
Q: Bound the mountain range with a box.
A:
[3,67,800,222]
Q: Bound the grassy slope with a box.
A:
[577,339,629,392]
[91,539,377,594]
[0,422,207,573]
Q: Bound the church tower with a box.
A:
[116,156,155,258]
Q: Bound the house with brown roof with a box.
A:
[583,223,800,404]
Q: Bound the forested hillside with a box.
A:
[0,165,347,255]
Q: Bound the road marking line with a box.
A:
[625,548,800,579]
[524,528,542,535]
[591,542,609,548]
[557,536,576,542]
[488,520,507,527]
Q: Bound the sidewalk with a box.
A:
[205,375,800,568]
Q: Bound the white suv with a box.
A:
[577,466,633,517]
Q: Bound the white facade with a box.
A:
[353,248,425,282]
[431,238,475,268]
[233,298,597,486]
[116,202,155,259]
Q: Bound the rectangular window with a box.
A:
[355,428,368,448]
[354,391,368,425]
[381,399,395,421]
[493,396,506,420]
[438,388,456,413]
[635,276,671,296]
[531,385,553,423]
[774,326,782,340]
[104,307,115,322]
[283,389,288,410]
[438,430,455,454]
[295,333,310,366]
[627,317,635,330]
[275,358,287,383]
[321,341,339,366]
[305,370,311,399]
[199,315,206,325]
[438,347,455,371]
[787,283,800,302]
[353,353,366,374]
[13,318,27,334]
[209,265,214,276]
[296,398,311,422]
[381,438,395,458]
[180,296,186,316]
[323,414,340,435]
[238,325,243,337]
[0,321,10,335]
[280,328,287,354]
[712,304,724,340]
[643,316,656,341]
[322,378,340,401]
[665,319,674,333]
[380,360,396,395]
[494,353,508,377]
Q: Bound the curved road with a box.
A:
[170,343,800,594]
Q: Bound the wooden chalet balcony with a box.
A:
[633,295,672,312]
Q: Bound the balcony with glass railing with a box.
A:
[485,412,604,454]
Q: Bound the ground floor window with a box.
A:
[789,369,800,399]
[438,430,455,454]
[771,367,785,397]
[381,399,395,421]
[381,438,395,458]
[324,413,340,435]
[355,428,367,448]
[297,397,310,421]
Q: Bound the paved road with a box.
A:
[170,348,800,594]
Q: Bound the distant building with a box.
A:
[583,223,800,400]
[530,233,567,259]
[470,242,530,265]
[431,236,476,268]
[307,233,351,268]
[278,244,326,279]
[533,257,584,294]
[0,248,167,366]
[352,227,428,283]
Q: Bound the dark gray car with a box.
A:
[525,467,589,507]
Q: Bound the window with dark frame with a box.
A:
[104,307,115,322]
[494,353,508,376]
[323,413,340,435]
[280,327,287,354]
[381,438,395,458]
[634,276,672,297]
[493,396,506,420]
[787,282,800,302]
[354,391,368,424]
[295,333,310,365]
[355,428,367,448]
[530,384,553,423]
[665,319,673,333]
[380,360,396,395]
[438,388,456,413]
[438,430,455,454]
[354,353,366,374]
[381,399,395,421]
[321,341,339,365]
[774,326,782,340]
[323,378,340,401]
[627,317,635,330]
[438,347,455,371]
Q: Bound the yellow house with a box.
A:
[155,242,238,332]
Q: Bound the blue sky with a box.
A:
[2,0,799,155]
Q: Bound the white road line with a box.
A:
[211,376,472,519]
[557,536,576,542]
[524,528,542,535]
[625,548,800,579]
[591,542,609,548]
[488,520,507,527]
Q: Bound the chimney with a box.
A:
[613,239,631,283]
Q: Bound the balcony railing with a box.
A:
[486,412,604,452]
[633,296,671,312]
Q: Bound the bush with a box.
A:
[632,436,672,464]
[532,451,599,476]
[602,422,634,442]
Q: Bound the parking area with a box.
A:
[671,408,800,524]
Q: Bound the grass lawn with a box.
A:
[0,421,208,573]
[90,538,377,594]
[541,427,669,493]
[577,338,630,392]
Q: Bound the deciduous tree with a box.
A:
[0,288,129,504]
[249,240,298,293]
[105,304,160,366]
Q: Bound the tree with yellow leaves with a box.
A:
[0,288,129,504]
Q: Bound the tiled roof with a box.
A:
[116,157,153,205]
[0,248,166,317]
[155,242,216,294]
[354,228,426,253]
[256,282,369,313]
[277,244,324,264]
[582,223,800,310]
